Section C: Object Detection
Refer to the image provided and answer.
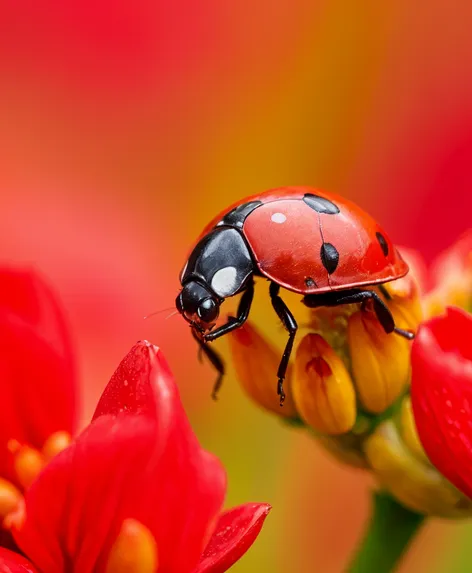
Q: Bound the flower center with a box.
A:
[0,431,71,529]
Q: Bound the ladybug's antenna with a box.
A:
[143,307,175,320]
[165,310,179,320]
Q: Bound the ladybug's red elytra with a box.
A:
[176,186,414,404]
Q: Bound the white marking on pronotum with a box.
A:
[211,266,238,297]
[271,212,287,224]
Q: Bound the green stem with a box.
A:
[348,492,425,573]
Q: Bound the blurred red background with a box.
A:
[1,1,472,571]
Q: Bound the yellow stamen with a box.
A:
[292,334,356,435]
[8,441,44,489]
[347,309,410,414]
[106,519,158,573]
[0,478,22,520]
[42,431,72,461]
[3,498,26,532]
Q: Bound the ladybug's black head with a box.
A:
[176,280,221,334]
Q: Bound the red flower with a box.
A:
[0,341,270,572]
[411,306,472,499]
[0,268,76,522]
[424,229,472,316]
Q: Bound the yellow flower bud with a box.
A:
[347,308,411,415]
[399,397,429,465]
[292,333,356,435]
[364,416,472,518]
[380,274,423,330]
[228,322,298,418]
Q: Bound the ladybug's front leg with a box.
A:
[269,282,298,406]
[192,330,225,400]
[204,281,254,342]
[198,281,254,399]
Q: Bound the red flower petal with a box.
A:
[411,307,472,498]
[14,343,226,573]
[0,269,76,482]
[93,339,176,421]
[420,306,472,359]
[0,548,38,572]
[0,268,73,360]
[194,503,271,573]
[0,529,20,554]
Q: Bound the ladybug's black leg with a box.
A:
[341,290,414,340]
[192,329,225,400]
[269,282,298,406]
[303,289,414,340]
[197,345,204,364]
[392,326,415,340]
[196,282,254,399]
[204,281,254,342]
[377,285,415,340]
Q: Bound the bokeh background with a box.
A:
[1,1,472,571]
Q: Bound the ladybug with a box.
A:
[176,186,413,404]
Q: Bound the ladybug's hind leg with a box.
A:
[392,326,415,340]
[357,290,415,340]
[303,288,414,340]
[269,282,298,406]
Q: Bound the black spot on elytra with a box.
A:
[303,193,340,215]
[320,243,339,274]
[305,277,316,288]
[376,232,389,257]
